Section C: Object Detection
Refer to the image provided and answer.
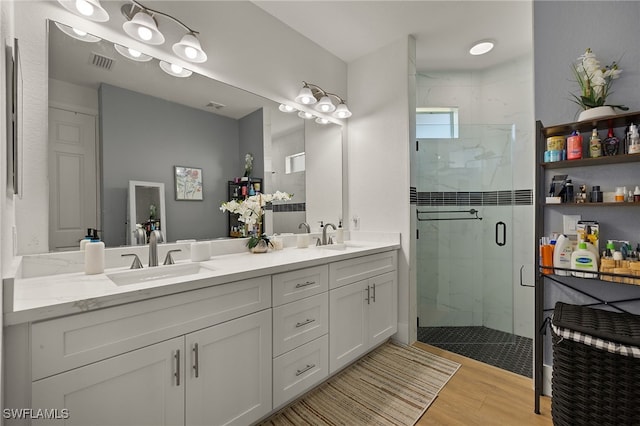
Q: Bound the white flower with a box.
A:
[570,48,626,112]
[221,191,293,229]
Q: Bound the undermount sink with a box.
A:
[317,242,366,251]
[107,262,214,286]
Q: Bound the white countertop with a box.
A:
[4,236,400,326]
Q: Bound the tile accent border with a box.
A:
[271,202,306,212]
[410,188,533,206]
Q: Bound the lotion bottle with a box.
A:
[336,219,344,244]
[553,234,573,276]
[85,229,105,275]
[79,228,93,251]
[570,241,598,279]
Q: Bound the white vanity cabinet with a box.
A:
[328,251,398,373]
[271,265,330,408]
[21,276,273,426]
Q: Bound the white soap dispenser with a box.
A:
[336,219,344,244]
[79,228,93,251]
[85,229,105,275]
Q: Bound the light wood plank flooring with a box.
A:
[414,342,552,425]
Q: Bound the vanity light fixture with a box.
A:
[114,44,153,62]
[315,117,330,125]
[294,82,352,119]
[159,60,192,78]
[54,22,101,43]
[57,0,109,22]
[121,1,207,63]
[469,40,495,56]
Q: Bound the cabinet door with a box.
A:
[32,337,184,426]
[185,309,272,426]
[329,280,368,373]
[368,272,398,346]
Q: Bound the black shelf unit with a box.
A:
[534,112,640,414]
[227,177,263,238]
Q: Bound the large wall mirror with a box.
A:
[47,20,342,250]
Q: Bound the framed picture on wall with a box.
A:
[174,166,203,201]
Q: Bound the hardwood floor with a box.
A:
[414,342,552,426]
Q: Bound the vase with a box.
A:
[578,106,617,122]
[250,239,269,253]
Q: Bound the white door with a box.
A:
[32,337,184,426]
[48,107,98,250]
[329,280,368,373]
[368,272,398,346]
[185,309,272,426]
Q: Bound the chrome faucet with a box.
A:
[298,222,311,233]
[148,230,163,267]
[322,223,336,245]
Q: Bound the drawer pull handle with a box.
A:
[295,318,316,328]
[371,283,376,303]
[296,364,316,376]
[366,285,370,304]
[193,343,199,378]
[174,349,181,386]
[295,281,316,288]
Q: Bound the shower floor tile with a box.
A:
[417,326,532,378]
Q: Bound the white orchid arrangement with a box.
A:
[220,191,292,248]
[244,153,254,177]
[571,48,627,111]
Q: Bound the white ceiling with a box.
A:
[253,0,533,71]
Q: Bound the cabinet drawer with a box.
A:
[273,293,328,357]
[329,251,397,289]
[272,265,328,306]
[31,276,271,380]
[273,335,328,409]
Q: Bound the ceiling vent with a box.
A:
[206,101,226,110]
[90,52,115,71]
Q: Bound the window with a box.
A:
[285,152,305,174]
[416,107,459,139]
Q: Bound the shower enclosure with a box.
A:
[416,124,520,370]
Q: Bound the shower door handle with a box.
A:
[495,221,506,246]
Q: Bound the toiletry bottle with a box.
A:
[553,234,573,276]
[615,187,625,202]
[539,238,554,274]
[634,186,640,202]
[602,127,620,156]
[85,229,105,275]
[570,241,598,278]
[589,128,602,158]
[567,130,583,160]
[630,124,640,154]
[563,180,574,203]
[249,184,255,196]
[80,228,93,251]
[336,219,344,244]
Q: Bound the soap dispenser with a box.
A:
[336,219,344,244]
[85,229,105,275]
[80,228,93,251]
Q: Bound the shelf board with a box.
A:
[542,153,640,169]
[540,110,640,136]
[544,202,640,207]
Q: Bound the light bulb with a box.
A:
[171,64,183,74]
[128,48,141,58]
[138,26,153,41]
[184,46,198,59]
[72,28,88,36]
[75,0,94,16]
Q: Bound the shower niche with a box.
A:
[127,181,166,245]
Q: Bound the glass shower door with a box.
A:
[416,124,515,344]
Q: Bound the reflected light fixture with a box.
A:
[114,44,153,62]
[121,1,207,63]
[159,60,192,78]
[298,111,315,120]
[294,81,352,119]
[278,104,296,113]
[57,0,109,22]
[54,22,101,43]
[469,40,495,56]
[315,117,330,125]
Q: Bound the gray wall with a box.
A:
[100,84,262,246]
[534,1,640,365]
[239,109,264,182]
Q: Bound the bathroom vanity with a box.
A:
[3,235,399,425]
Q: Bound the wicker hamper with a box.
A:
[551,302,640,426]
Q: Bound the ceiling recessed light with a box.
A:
[469,40,495,56]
